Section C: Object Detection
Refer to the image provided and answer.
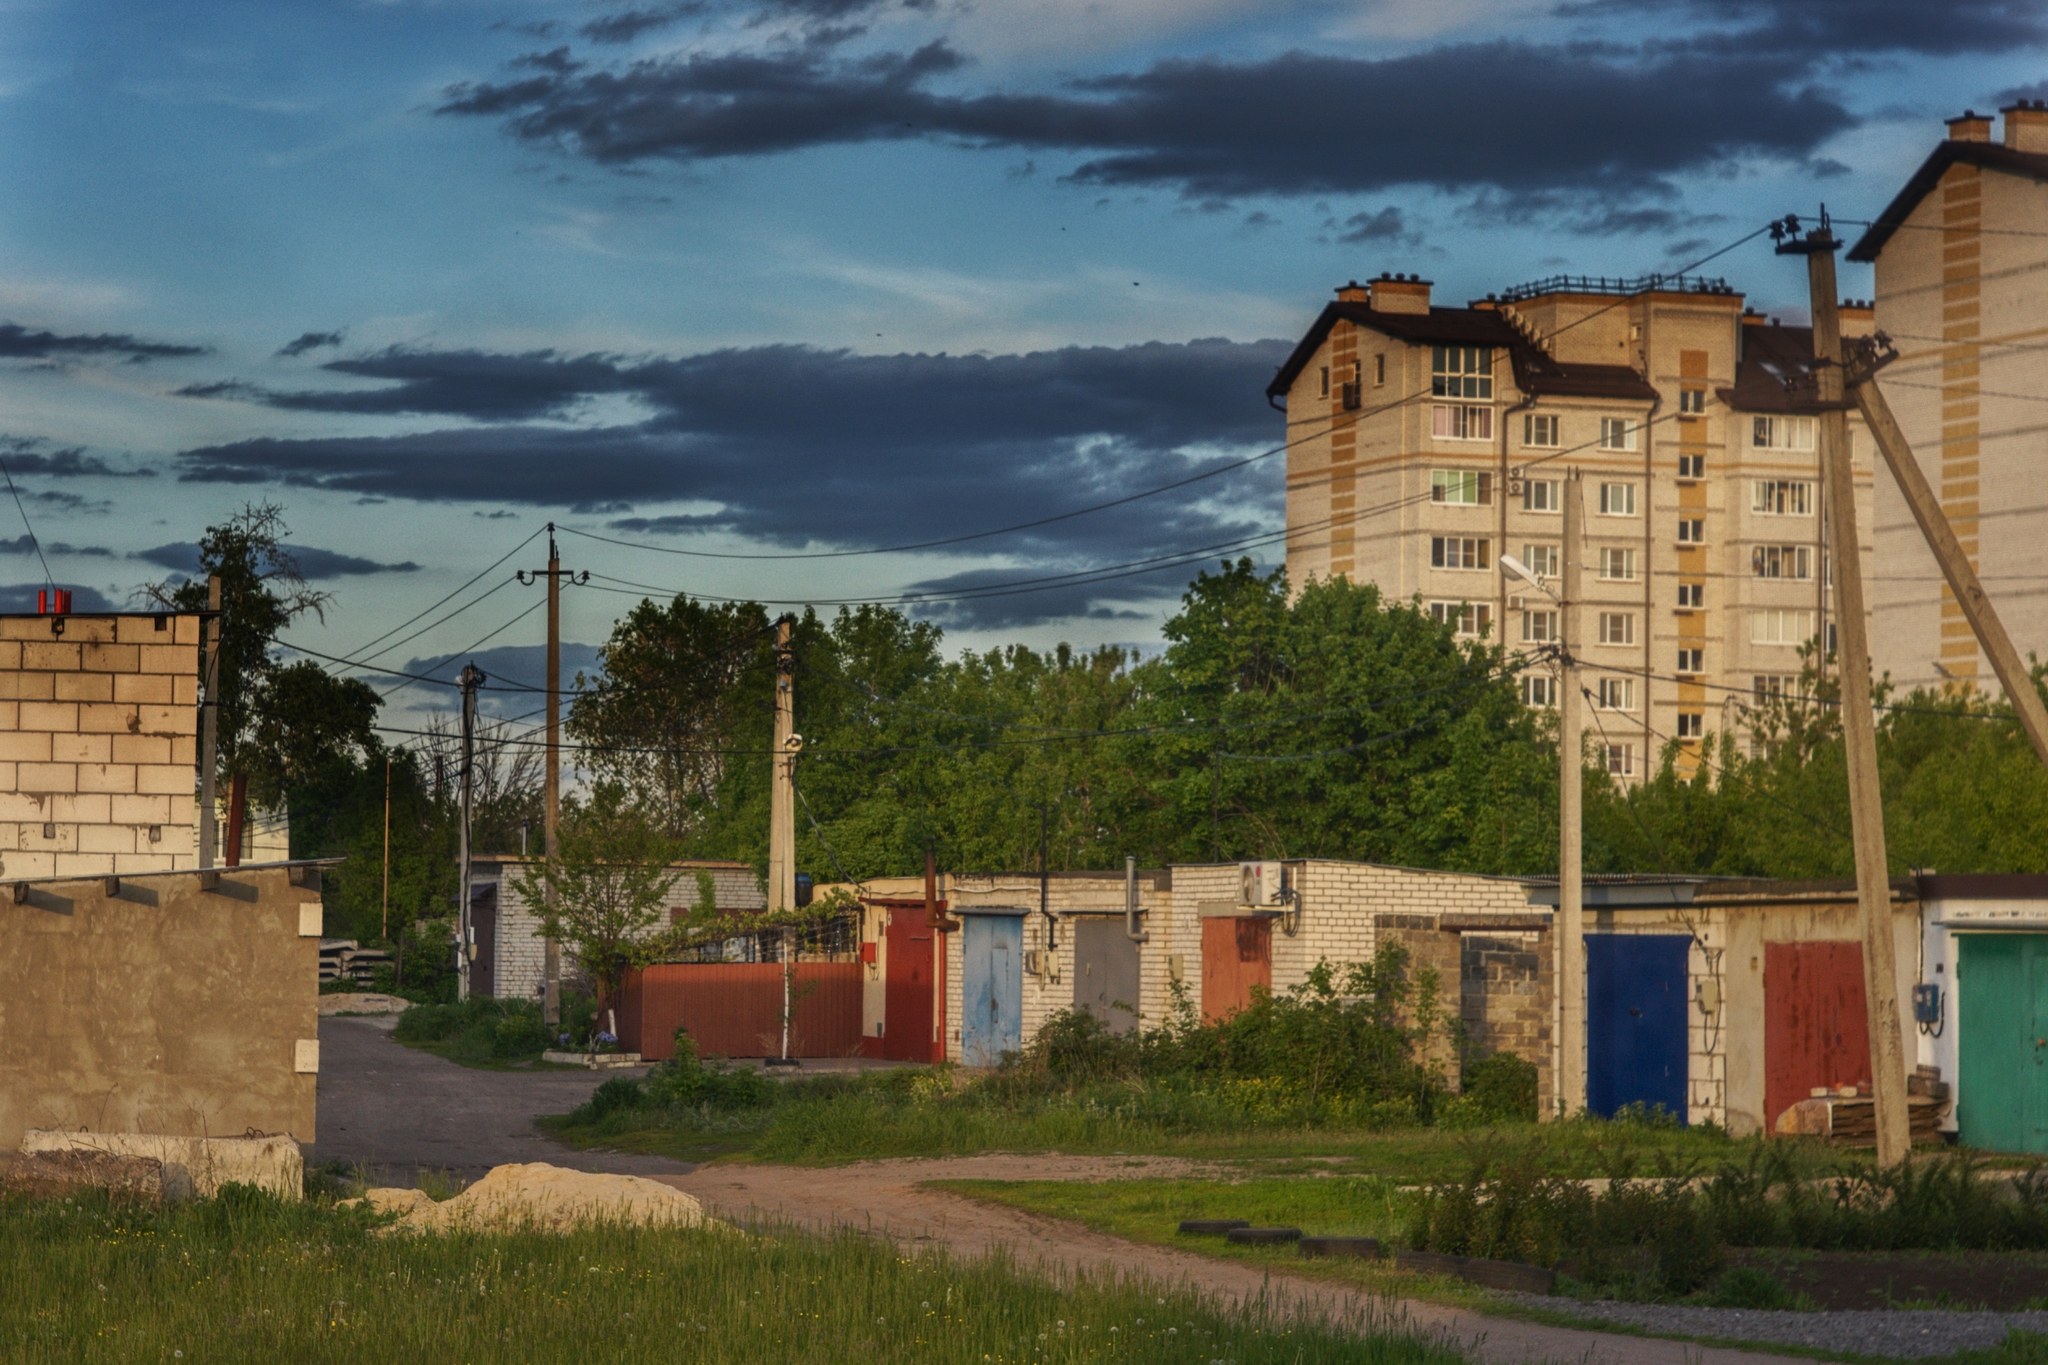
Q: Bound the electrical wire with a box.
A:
[0,450,55,593]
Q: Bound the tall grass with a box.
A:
[0,1187,1464,1364]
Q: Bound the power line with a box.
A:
[0,450,54,593]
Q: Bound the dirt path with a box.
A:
[655,1156,1820,1365]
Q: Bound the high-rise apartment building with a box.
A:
[1852,105,2048,696]
[1267,274,1874,779]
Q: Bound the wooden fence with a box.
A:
[618,963,864,1061]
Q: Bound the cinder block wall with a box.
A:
[0,613,201,877]
[0,864,322,1153]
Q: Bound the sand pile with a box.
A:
[346,1163,709,1234]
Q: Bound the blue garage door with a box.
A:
[961,914,1024,1067]
[1586,934,1690,1122]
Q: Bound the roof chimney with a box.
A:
[1369,272,1432,315]
[1947,109,1993,143]
[1335,280,1369,304]
[2003,99,2048,154]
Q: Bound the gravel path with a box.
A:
[1493,1293,2048,1359]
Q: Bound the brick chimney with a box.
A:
[1839,298,1875,332]
[1335,280,1369,304]
[2003,99,2048,154]
[1369,272,1432,315]
[1947,109,1993,143]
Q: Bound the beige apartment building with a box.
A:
[1853,104,2048,696]
[1267,274,1875,779]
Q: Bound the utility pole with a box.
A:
[768,616,797,914]
[1779,211,1910,1166]
[381,756,391,941]
[198,575,221,869]
[1559,470,1585,1118]
[520,527,584,1026]
[457,662,485,1002]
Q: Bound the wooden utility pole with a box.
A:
[198,575,222,869]
[456,662,485,1002]
[543,531,563,1026]
[768,616,798,914]
[381,756,392,940]
[1854,383,2048,768]
[1558,470,1586,1117]
[1782,215,1911,1166]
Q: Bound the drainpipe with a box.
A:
[1124,856,1148,944]
[1501,389,1538,644]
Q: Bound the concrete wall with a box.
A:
[0,613,201,876]
[0,862,325,1156]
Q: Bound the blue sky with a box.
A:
[1,0,2043,716]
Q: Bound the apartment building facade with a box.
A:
[1268,274,1875,778]
[1852,104,2048,696]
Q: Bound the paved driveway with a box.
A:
[303,1016,695,1186]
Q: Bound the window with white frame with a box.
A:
[1431,536,1490,569]
[1677,518,1705,544]
[1431,469,1492,505]
[1677,582,1704,609]
[1677,453,1705,479]
[1751,545,1813,579]
[1431,345,1493,399]
[1677,712,1704,738]
[1752,674,1800,704]
[1432,404,1493,441]
[1523,675,1556,706]
[1598,612,1635,646]
[1607,743,1635,776]
[1599,417,1638,451]
[1430,601,1491,636]
[1522,609,1558,642]
[1751,415,1816,451]
[1751,609,1815,645]
[1599,547,1637,580]
[1596,676,1635,710]
[1677,647,1704,673]
[1524,414,1559,448]
[1679,388,1707,415]
[1522,478,1560,512]
[1520,544,1558,577]
[1752,480,1813,515]
[1599,482,1636,515]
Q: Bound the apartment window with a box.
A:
[1319,365,1330,399]
[1523,675,1556,707]
[1677,582,1704,609]
[1752,674,1799,705]
[1522,479,1560,513]
[1677,518,1705,544]
[1520,544,1558,578]
[1431,469,1492,505]
[1599,417,1638,452]
[1677,454,1705,479]
[1598,612,1635,646]
[1432,404,1494,441]
[1374,353,1386,387]
[1607,744,1635,777]
[1431,345,1493,400]
[1751,545,1813,580]
[1677,712,1705,739]
[1752,415,1816,451]
[1599,547,1637,581]
[1599,482,1636,516]
[1523,609,1558,643]
[1524,414,1560,448]
[1430,601,1492,636]
[1679,388,1707,415]
[1596,677,1635,710]
[1431,536,1490,570]
[1752,480,1813,515]
[1751,609,1816,646]
[1677,647,1704,673]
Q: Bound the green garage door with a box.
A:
[1958,934,2048,1154]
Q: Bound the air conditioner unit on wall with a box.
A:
[1239,861,1286,909]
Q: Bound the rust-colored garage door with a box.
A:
[1201,916,1272,1024]
[1764,941,1871,1133]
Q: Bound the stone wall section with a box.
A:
[0,614,201,877]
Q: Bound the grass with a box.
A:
[0,1187,1467,1365]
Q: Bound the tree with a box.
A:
[241,660,381,811]
[509,783,688,1016]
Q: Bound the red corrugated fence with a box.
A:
[618,963,864,1061]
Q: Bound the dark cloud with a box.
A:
[0,323,205,362]
[581,4,704,44]
[438,39,1852,208]
[0,535,116,557]
[0,438,153,478]
[276,330,346,358]
[1338,208,1411,244]
[0,581,121,612]
[1580,0,2048,57]
[901,566,1158,631]
[178,349,631,421]
[133,542,420,578]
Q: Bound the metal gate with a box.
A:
[1958,933,2048,1153]
[1585,934,1689,1122]
[1073,917,1142,1035]
[1200,915,1271,1024]
[1764,941,1871,1134]
[882,908,936,1062]
[960,913,1024,1066]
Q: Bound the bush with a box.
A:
[580,1075,649,1120]
[1459,1051,1539,1124]
[1705,1266,1795,1310]
[393,998,553,1062]
[644,1034,776,1111]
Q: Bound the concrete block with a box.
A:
[0,671,54,701]
[110,733,171,765]
[17,762,78,793]
[135,764,189,796]
[117,616,177,644]
[52,734,111,765]
[77,823,136,855]
[112,673,173,705]
[52,852,117,876]
[81,643,139,673]
[137,645,191,676]
[0,731,52,763]
[110,793,172,825]
[76,703,137,734]
[18,701,78,732]
[52,671,113,703]
[174,616,201,646]
[172,676,198,706]
[169,736,196,765]
[20,641,81,671]
[19,1130,303,1201]
[76,763,137,795]
[135,705,185,735]
[51,794,110,824]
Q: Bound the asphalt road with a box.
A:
[302,1016,696,1186]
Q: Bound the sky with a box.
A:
[1,0,2044,723]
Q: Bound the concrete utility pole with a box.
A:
[1559,470,1586,1118]
[381,756,391,940]
[1781,213,1911,1166]
[198,575,222,869]
[768,616,798,914]
[519,528,585,1025]
[457,662,485,1002]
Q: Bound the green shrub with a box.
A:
[393,998,553,1061]
[1459,1051,1539,1124]
[643,1034,776,1112]
[1705,1266,1795,1310]
[581,1076,649,1120]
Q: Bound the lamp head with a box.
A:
[1498,553,1539,588]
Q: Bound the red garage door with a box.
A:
[1201,916,1272,1024]
[1765,941,1871,1133]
